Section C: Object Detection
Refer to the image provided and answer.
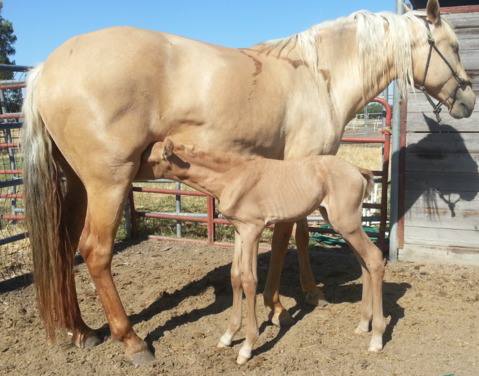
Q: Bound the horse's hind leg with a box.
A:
[78,179,154,365]
[295,219,327,307]
[56,151,102,348]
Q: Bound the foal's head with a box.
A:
[141,138,191,178]
[408,0,475,119]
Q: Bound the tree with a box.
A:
[0,2,21,113]
[0,2,17,79]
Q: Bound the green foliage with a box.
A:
[0,2,21,113]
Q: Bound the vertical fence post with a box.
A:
[175,182,182,238]
[124,188,138,239]
[206,195,215,244]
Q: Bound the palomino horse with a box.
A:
[22,0,475,365]
[137,138,381,364]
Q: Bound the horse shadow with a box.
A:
[400,114,479,220]
[122,244,410,355]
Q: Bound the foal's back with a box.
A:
[219,156,367,225]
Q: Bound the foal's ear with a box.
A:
[162,138,175,160]
[426,0,441,25]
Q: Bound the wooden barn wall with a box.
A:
[402,12,479,261]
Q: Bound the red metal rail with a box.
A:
[129,98,392,249]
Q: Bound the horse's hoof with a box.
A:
[304,288,328,308]
[83,333,102,348]
[130,349,155,366]
[70,330,103,349]
[269,309,293,327]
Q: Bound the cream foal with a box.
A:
[137,139,387,364]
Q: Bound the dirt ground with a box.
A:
[0,239,478,376]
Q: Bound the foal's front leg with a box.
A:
[217,233,243,348]
[236,225,261,365]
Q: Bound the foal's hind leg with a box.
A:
[78,181,154,365]
[342,229,386,351]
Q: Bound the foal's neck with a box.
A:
[167,148,247,198]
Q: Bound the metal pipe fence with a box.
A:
[129,97,392,252]
[0,65,30,279]
[0,65,392,281]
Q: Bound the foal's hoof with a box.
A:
[236,348,252,365]
[354,321,370,335]
[130,349,155,367]
[304,288,328,308]
[217,333,233,348]
[368,336,383,353]
[269,309,293,327]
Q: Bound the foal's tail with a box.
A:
[22,64,76,340]
[359,167,374,200]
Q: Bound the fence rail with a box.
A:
[128,97,392,251]
[0,62,392,282]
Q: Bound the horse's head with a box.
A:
[408,0,476,119]
[139,138,190,179]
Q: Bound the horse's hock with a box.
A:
[400,9,479,265]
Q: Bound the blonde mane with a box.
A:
[256,11,429,97]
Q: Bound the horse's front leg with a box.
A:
[236,225,261,365]
[217,232,243,348]
[78,182,154,366]
[295,219,327,307]
[263,222,294,326]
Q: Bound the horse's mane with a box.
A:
[255,10,429,97]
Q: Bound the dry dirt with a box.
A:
[0,239,478,376]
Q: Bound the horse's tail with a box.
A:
[358,167,374,200]
[22,64,76,340]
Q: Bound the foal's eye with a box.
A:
[452,44,459,54]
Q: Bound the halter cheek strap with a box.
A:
[417,19,471,123]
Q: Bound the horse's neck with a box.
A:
[322,24,397,124]
[302,13,412,126]
[168,151,238,198]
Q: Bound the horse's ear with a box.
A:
[162,138,174,160]
[402,2,413,13]
[426,0,441,25]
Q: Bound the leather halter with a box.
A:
[417,18,471,123]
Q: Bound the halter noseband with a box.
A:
[417,18,471,123]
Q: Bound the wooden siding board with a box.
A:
[406,111,479,132]
[404,226,479,247]
[405,171,479,192]
[406,133,479,153]
[405,152,479,173]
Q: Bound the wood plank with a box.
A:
[404,226,479,247]
[406,133,479,153]
[405,171,479,193]
[445,12,479,29]
[406,110,479,132]
[405,152,479,173]
[400,245,479,266]
[404,196,479,231]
